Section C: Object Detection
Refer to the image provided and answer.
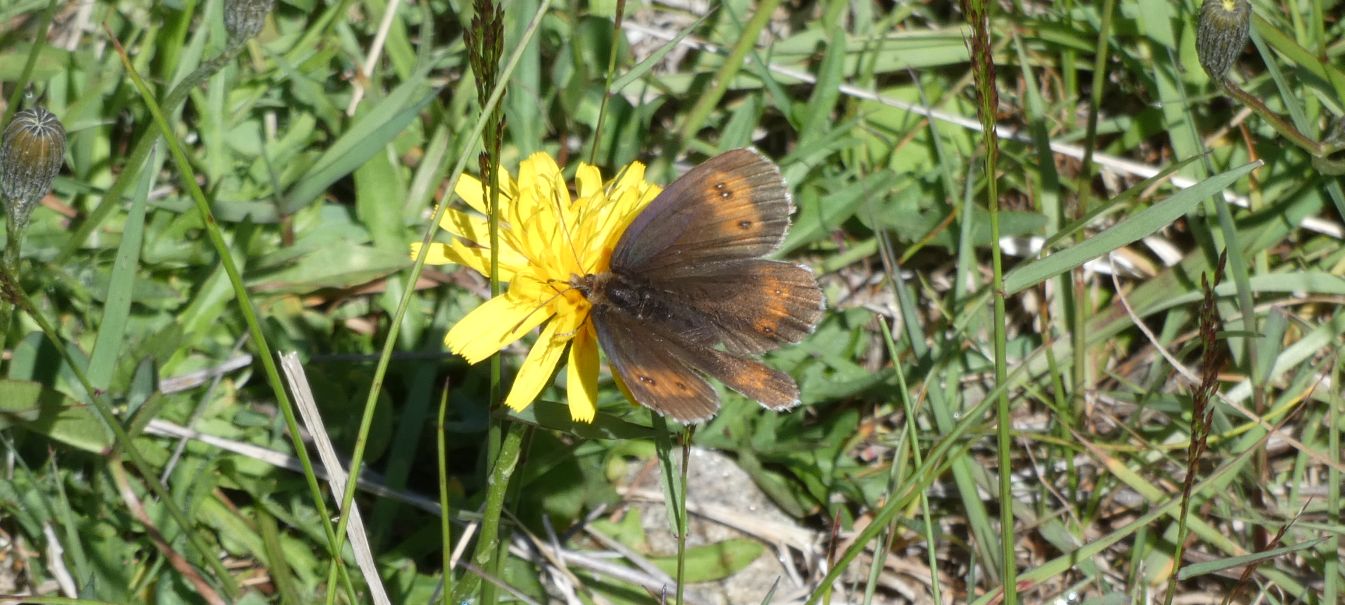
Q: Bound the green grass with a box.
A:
[1,0,1343,603]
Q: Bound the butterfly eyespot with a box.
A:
[638,375,657,385]
[675,381,687,390]
[773,288,783,295]
[737,220,752,230]
[720,190,733,199]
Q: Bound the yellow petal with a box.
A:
[437,207,489,242]
[518,152,563,196]
[504,320,568,411]
[575,164,602,199]
[453,174,487,214]
[508,274,568,311]
[455,240,527,278]
[550,295,590,334]
[611,367,640,411]
[518,153,573,235]
[454,168,516,215]
[609,161,647,197]
[408,242,457,266]
[566,322,599,423]
[519,209,552,263]
[445,293,551,364]
[409,241,525,281]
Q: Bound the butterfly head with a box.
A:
[567,271,617,307]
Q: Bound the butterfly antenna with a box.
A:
[575,160,640,276]
[550,185,587,276]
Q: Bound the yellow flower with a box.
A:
[411,152,661,422]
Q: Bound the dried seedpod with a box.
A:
[1,106,66,226]
[224,0,275,41]
[1197,0,1251,82]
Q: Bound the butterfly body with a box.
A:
[579,149,823,423]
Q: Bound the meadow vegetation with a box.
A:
[0,0,1343,603]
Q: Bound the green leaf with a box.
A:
[649,538,765,582]
[0,380,43,427]
[0,43,70,80]
[354,144,408,250]
[507,400,655,440]
[1003,161,1261,294]
[783,170,899,254]
[88,147,154,390]
[248,244,410,293]
[281,77,435,214]
[0,381,113,453]
[1177,538,1326,580]
[797,24,846,147]
[610,12,714,93]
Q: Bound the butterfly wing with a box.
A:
[652,259,824,355]
[592,306,720,423]
[594,302,803,421]
[612,148,793,275]
[679,345,801,410]
[592,148,814,421]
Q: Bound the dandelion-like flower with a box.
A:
[411,153,660,422]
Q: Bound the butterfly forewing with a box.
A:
[612,148,792,275]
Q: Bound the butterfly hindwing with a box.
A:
[594,306,801,418]
[642,259,824,355]
[591,306,720,423]
[676,346,801,410]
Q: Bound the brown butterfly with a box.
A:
[572,148,824,423]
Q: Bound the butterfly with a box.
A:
[572,148,824,423]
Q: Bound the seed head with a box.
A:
[1197,0,1251,82]
[224,0,275,41]
[1,106,66,223]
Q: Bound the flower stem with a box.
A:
[59,38,246,261]
[675,426,693,605]
[3,273,241,597]
[452,419,526,604]
[437,384,454,605]
[963,0,1016,601]
[0,205,26,354]
[1222,80,1345,175]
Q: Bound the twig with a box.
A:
[40,523,76,598]
[158,354,253,394]
[108,461,226,605]
[278,352,391,605]
[144,418,444,513]
[163,335,251,481]
[345,0,404,115]
[583,525,676,588]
